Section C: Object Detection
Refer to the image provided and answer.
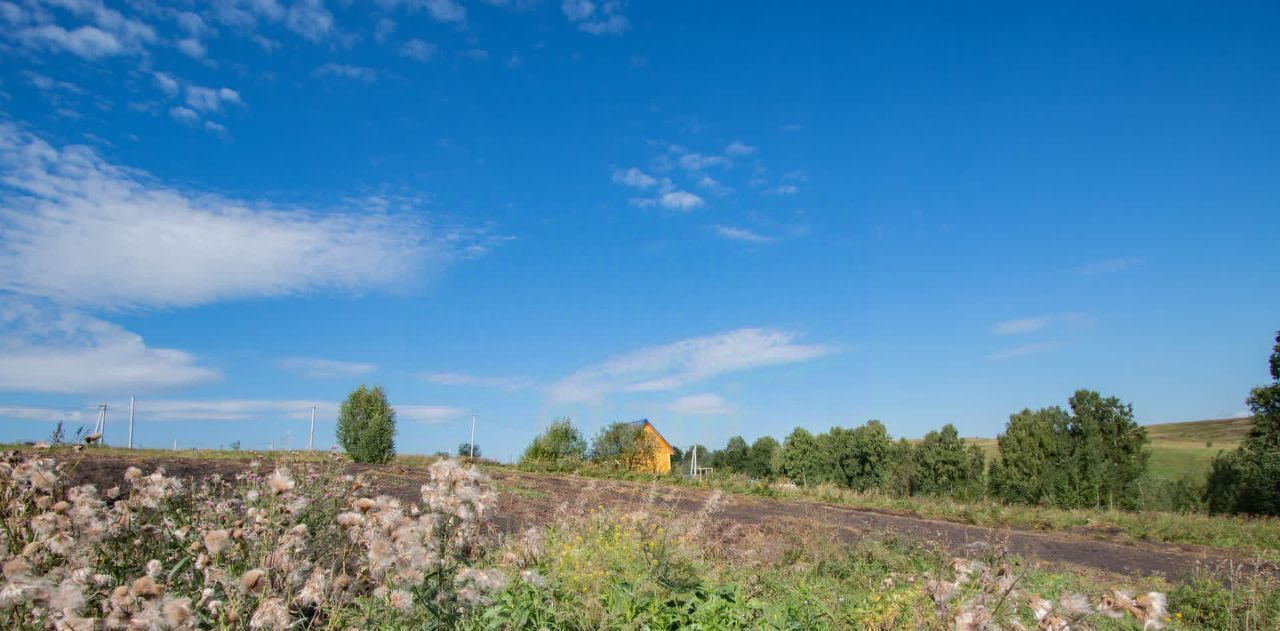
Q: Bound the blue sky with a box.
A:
[1,1,1277,461]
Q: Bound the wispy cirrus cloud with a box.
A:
[421,372,535,391]
[551,327,833,403]
[278,358,377,379]
[313,63,380,83]
[712,225,774,244]
[987,342,1060,360]
[0,122,502,310]
[992,314,1091,336]
[669,393,733,416]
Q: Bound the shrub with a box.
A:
[520,418,587,470]
[589,422,657,471]
[336,385,397,464]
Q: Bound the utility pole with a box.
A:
[691,444,697,477]
[469,413,477,458]
[93,404,107,440]
[128,396,135,449]
[308,405,316,450]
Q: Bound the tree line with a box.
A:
[335,332,1278,517]
[521,331,1280,516]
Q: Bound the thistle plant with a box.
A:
[0,451,505,630]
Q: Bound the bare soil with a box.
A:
[56,453,1272,582]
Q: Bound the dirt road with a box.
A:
[59,453,1265,582]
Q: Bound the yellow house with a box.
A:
[630,419,676,474]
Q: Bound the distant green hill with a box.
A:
[1141,417,1253,480]
[965,417,1254,481]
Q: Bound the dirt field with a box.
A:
[58,452,1270,583]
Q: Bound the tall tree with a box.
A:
[746,436,781,479]
[912,424,984,499]
[717,436,751,474]
[1056,390,1149,509]
[780,427,825,485]
[1207,331,1280,515]
[988,407,1068,504]
[336,385,397,464]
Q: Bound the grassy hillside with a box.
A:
[967,417,1254,481]
[1143,417,1253,480]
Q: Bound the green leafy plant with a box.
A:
[336,385,397,464]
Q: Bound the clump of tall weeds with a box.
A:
[0,451,504,630]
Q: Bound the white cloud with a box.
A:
[0,298,219,394]
[278,357,377,379]
[421,372,535,390]
[551,327,832,403]
[204,121,229,135]
[396,405,466,423]
[725,141,756,157]
[992,316,1054,336]
[992,314,1091,336]
[658,191,704,210]
[12,2,155,60]
[168,105,199,123]
[18,24,124,58]
[176,37,206,58]
[423,0,466,23]
[767,184,798,195]
[313,63,379,83]
[611,167,657,189]
[712,224,773,244]
[0,122,500,309]
[696,175,729,195]
[374,17,396,43]
[77,398,461,424]
[0,405,85,423]
[678,153,728,171]
[400,38,438,62]
[1074,256,1145,275]
[285,0,334,42]
[561,0,628,35]
[185,86,242,113]
[669,393,733,416]
[987,342,1059,360]
[152,72,180,97]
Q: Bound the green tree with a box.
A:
[912,424,984,499]
[780,427,826,485]
[457,442,480,458]
[336,385,397,464]
[715,436,751,474]
[988,407,1068,504]
[746,436,780,479]
[1051,390,1149,509]
[826,421,894,491]
[590,422,657,471]
[1207,331,1280,515]
[882,438,916,496]
[520,418,588,467]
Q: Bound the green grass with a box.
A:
[1141,418,1252,481]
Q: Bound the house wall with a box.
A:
[639,423,674,474]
